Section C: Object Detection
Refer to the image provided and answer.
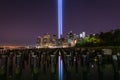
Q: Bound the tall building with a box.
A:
[42,33,51,47]
[79,32,86,38]
[37,36,42,43]
[51,35,57,46]
[36,36,42,47]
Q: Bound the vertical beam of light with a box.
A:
[58,0,63,38]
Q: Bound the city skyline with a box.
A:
[0,0,120,45]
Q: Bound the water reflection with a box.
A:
[58,56,63,80]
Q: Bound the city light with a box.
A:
[58,0,63,38]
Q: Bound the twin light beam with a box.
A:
[58,0,63,38]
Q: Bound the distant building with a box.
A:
[42,33,51,47]
[35,31,86,48]
[36,36,42,48]
[79,32,86,38]
[51,35,57,46]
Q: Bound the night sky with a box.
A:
[0,0,120,45]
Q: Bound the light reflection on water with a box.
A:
[58,56,63,80]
